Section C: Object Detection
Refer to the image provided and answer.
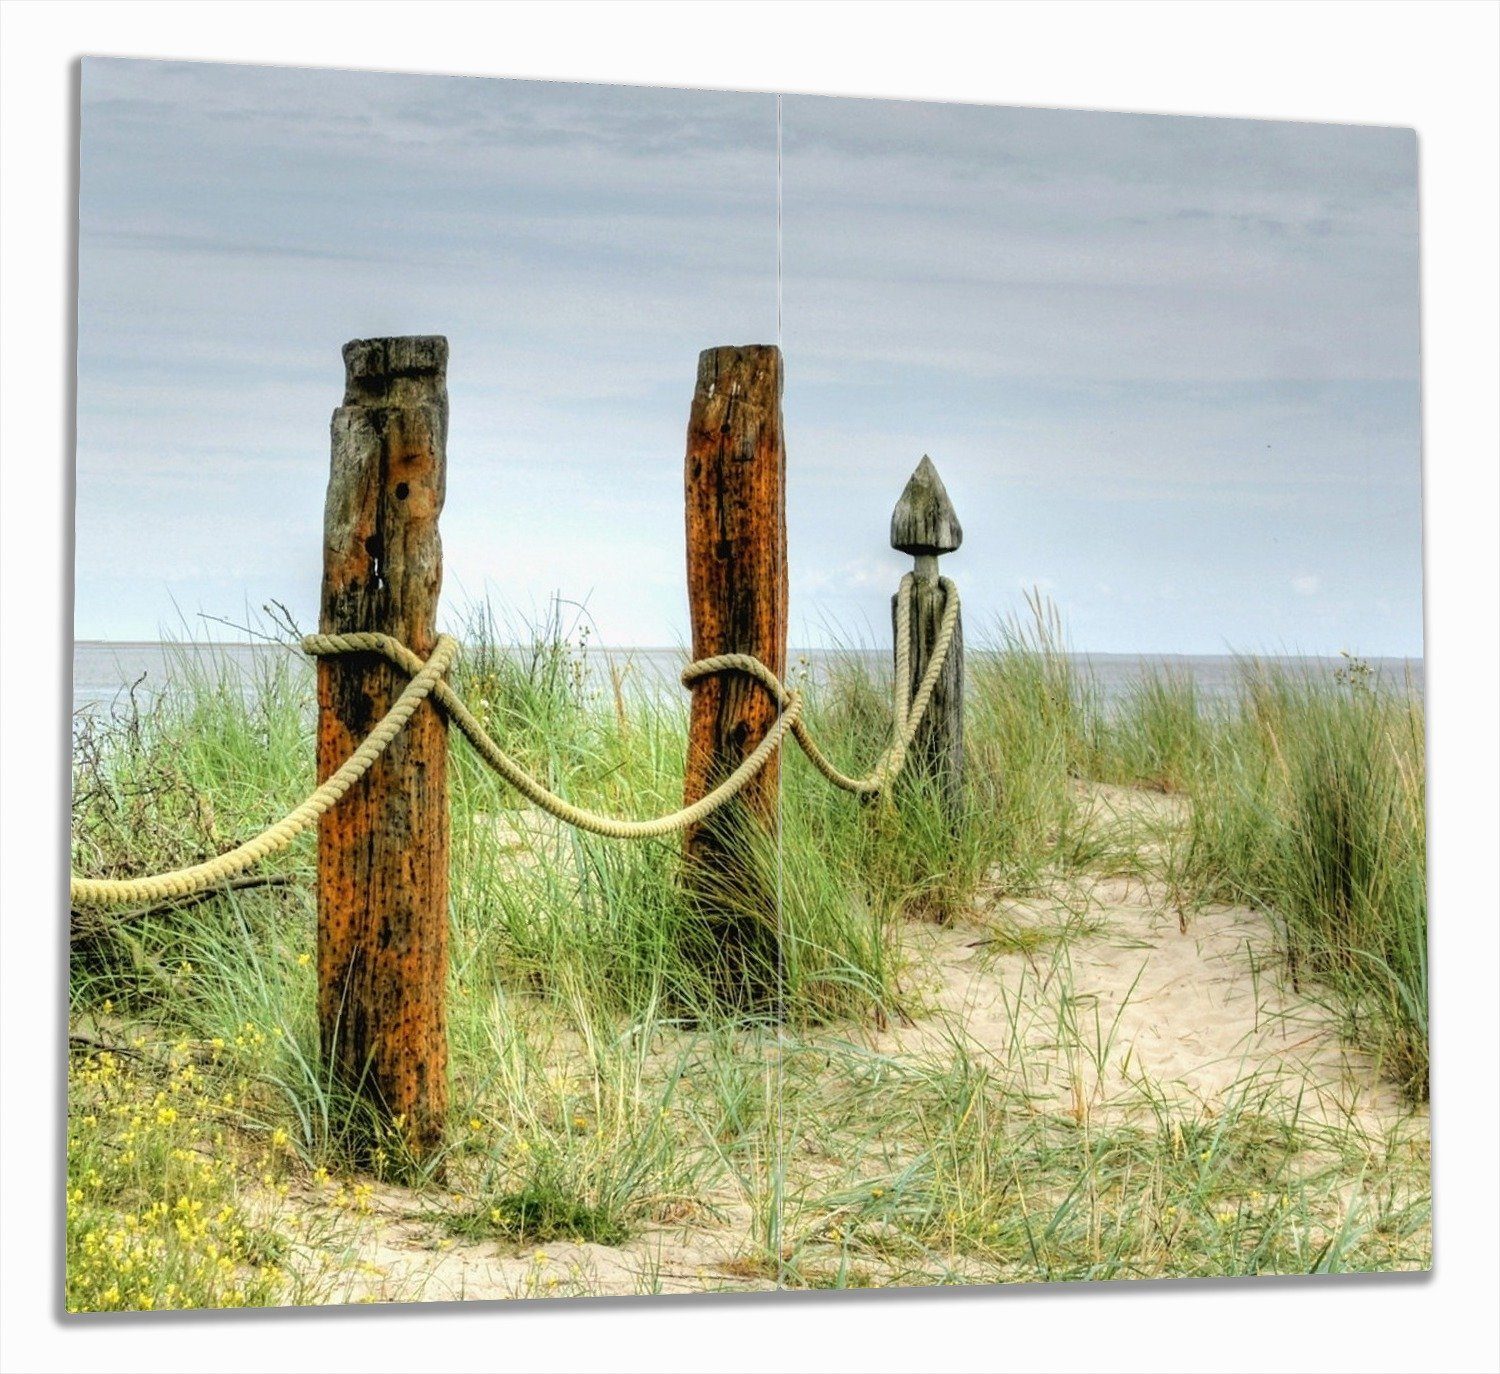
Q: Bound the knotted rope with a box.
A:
[70,575,958,906]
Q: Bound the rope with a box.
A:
[69,636,459,907]
[69,577,959,906]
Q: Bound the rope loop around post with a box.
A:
[69,635,459,907]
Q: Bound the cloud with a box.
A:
[73,60,1423,656]
[779,99,1418,387]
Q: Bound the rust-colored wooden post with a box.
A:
[682,344,787,1007]
[317,336,449,1162]
[891,455,964,821]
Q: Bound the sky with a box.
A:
[76,59,1423,655]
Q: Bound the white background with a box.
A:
[3,3,1496,1372]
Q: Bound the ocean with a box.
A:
[72,641,1423,718]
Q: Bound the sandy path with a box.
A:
[875,873,1412,1135]
[285,786,1425,1303]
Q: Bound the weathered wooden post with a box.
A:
[682,344,787,1007]
[317,336,450,1162]
[891,455,964,819]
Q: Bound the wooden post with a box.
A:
[317,336,449,1163]
[682,344,787,1007]
[891,455,964,820]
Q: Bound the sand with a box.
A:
[280,784,1426,1304]
[878,878,1410,1135]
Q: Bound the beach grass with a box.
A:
[1170,659,1429,1098]
[66,600,1430,1307]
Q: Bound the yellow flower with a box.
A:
[297,952,311,967]
[156,1106,178,1126]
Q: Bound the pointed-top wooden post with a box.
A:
[890,455,964,825]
